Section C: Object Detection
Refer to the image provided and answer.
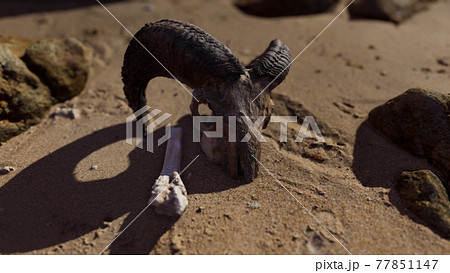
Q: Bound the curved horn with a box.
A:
[122,19,246,111]
[247,39,291,89]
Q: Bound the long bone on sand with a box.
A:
[148,126,188,217]
[122,19,291,184]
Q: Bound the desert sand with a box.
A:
[0,0,449,254]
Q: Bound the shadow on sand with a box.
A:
[352,120,448,238]
[0,115,241,254]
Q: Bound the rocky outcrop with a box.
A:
[349,0,438,23]
[369,88,450,187]
[23,38,91,101]
[234,0,339,17]
[0,45,54,142]
[0,37,91,142]
[398,170,450,238]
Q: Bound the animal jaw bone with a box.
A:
[122,19,291,183]
[149,127,188,217]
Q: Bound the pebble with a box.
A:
[90,165,98,170]
[143,4,156,12]
[0,166,15,174]
[380,70,387,76]
[437,59,449,67]
[247,202,259,209]
[204,227,213,236]
[52,107,80,119]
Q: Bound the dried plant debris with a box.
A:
[369,88,450,185]
[398,170,450,238]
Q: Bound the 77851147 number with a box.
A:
[376,260,438,270]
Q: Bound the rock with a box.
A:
[348,0,436,23]
[0,166,15,175]
[247,202,259,209]
[149,172,188,217]
[143,4,156,12]
[51,106,80,119]
[397,170,450,238]
[0,45,54,142]
[23,38,91,101]
[0,36,35,58]
[369,88,450,188]
[234,0,339,17]
[437,58,449,67]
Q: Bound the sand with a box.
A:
[0,0,449,254]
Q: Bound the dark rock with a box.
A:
[234,0,339,17]
[348,0,437,23]
[0,45,54,142]
[23,38,91,101]
[398,170,450,238]
[369,88,450,188]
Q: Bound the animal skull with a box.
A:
[122,19,291,183]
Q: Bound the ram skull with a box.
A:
[122,19,291,183]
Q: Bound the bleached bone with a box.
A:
[149,127,188,217]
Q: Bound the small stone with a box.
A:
[52,106,80,119]
[397,170,450,238]
[380,70,387,76]
[143,4,156,12]
[90,165,98,170]
[247,202,259,209]
[437,58,449,67]
[346,60,364,69]
[0,166,15,174]
[204,227,213,236]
